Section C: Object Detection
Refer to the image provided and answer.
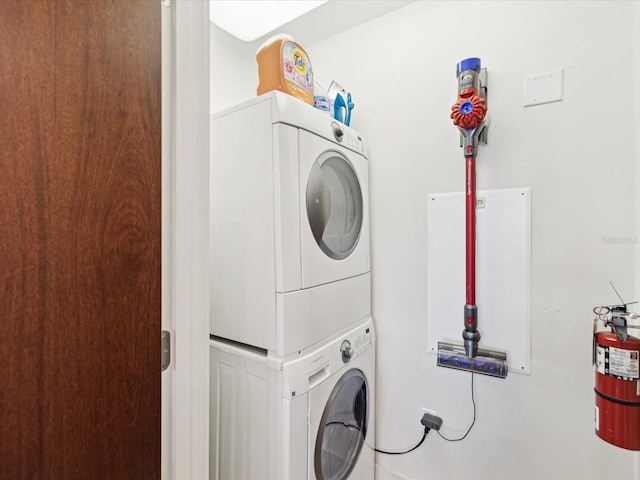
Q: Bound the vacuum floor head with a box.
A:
[437,341,508,378]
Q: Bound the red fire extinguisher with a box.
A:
[593,303,640,450]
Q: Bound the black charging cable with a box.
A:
[374,410,443,455]
[437,372,476,442]
[376,372,476,453]
[374,427,429,455]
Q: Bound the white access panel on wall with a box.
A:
[427,187,531,374]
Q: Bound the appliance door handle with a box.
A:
[308,364,330,389]
[306,162,331,245]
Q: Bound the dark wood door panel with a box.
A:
[0,1,161,478]
[0,2,56,478]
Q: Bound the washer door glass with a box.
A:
[306,152,363,260]
[315,368,368,480]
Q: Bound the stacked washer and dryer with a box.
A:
[209,91,375,480]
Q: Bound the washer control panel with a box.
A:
[283,319,374,399]
[343,326,373,362]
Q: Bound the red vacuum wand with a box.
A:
[465,155,476,307]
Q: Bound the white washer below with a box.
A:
[210,317,375,480]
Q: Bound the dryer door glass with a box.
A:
[306,152,363,260]
[315,368,368,480]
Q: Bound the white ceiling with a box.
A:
[211,0,415,55]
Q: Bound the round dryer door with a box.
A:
[314,368,368,480]
[306,151,363,260]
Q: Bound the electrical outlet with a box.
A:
[421,407,437,416]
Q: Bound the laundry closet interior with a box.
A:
[208,2,640,480]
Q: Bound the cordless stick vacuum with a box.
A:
[436,58,508,378]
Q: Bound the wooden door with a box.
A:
[0,1,161,478]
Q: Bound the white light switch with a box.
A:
[524,69,563,107]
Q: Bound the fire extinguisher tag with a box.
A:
[598,344,640,380]
[594,405,599,431]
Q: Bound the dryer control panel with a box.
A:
[331,121,366,156]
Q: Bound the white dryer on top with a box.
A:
[210,91,370,355]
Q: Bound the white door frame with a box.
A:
[162,1,210,479]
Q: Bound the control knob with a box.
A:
[331,122,344,143]
[340,340,353,363]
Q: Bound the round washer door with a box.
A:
[314,368,368,480]
[306,151,363,260]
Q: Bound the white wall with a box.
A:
[211,1,639,479]
[210,25,256,113]
[634,1,640,474]
[635,1,640,340]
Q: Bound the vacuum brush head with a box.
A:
[437,341,508,378]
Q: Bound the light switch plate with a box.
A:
[524,69,563,107]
